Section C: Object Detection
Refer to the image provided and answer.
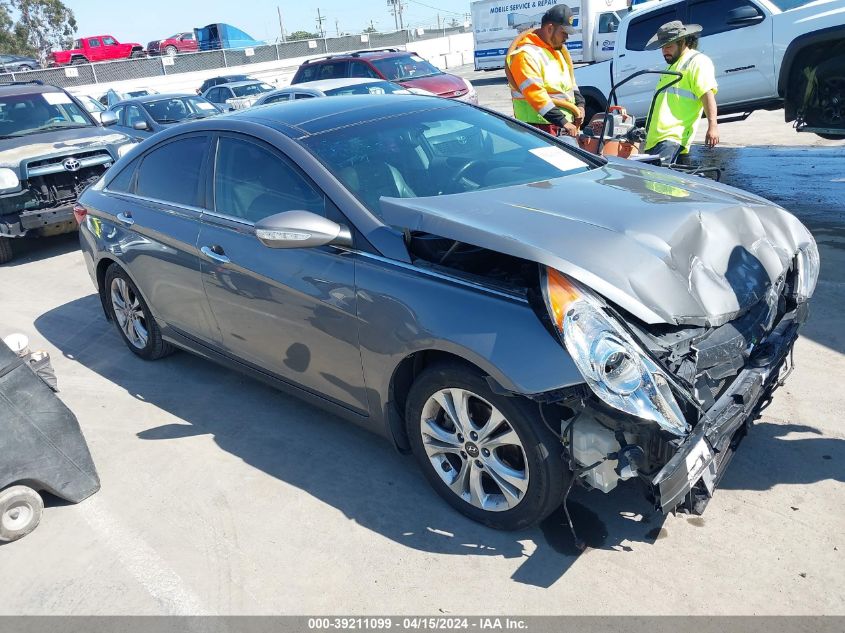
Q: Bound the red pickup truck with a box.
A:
[50,35,145,66]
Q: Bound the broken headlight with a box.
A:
[794,241,820,302]
[542,267,689,437]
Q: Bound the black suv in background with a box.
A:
[0,81,134,264]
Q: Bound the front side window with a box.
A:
[103,37,116,46]
[350,62,379,79]
[135,136,208,207]
[144,96,218,123]
[688,0,764,37]
[626,7,680,51]
[371,55,441,80]
[231,83,274,98]
[0,93,91,137]
[125,105,145,127]
[214,136,324,223]
[599,12,621,33]
[304,106,590,218]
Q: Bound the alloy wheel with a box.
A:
[110,277,149,349]
[419,388,529,512]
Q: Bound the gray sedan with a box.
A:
[252,78,418,106]
[76,96,818,530]
[107,93,223,140]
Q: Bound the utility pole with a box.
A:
[316,8,326,38]
[335,19,340,36]
[437,14,441,29]
[277,6,286,43]
[388,0,399,31]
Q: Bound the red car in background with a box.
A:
[291,48,477,104]
[147,32,198,56]
[50,35,145,65]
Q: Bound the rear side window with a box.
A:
[106,156,141,194]
[294,64,320,83]
[317,62,349,80]
[88,38,101,48]
[135,136,208,207]
[294,93,315,100]
[626,7,680,51]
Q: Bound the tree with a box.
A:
[289,30,320,41]
[363,25,377,33]
[0,0,76,62]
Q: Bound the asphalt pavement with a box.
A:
[0,66,843,615]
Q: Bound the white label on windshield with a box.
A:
[411,55,425,62]
[368,87,386,95]
[529,146,585,172]
[43,92,73,105]
[196,102,216,110]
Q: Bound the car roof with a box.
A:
[229,93,459,135]
[284,78,387,91]
[0,82,62,96]
[111,93,199,106]
[303,49,414,64]
[217,80,265,88]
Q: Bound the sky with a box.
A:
[63,0,473,46]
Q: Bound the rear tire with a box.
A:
[0,486,43,542]
[0,236,12,265]
[130,50,145,59]
[71,56,87,65]
[405,362,569,531]
[104,264,174,360]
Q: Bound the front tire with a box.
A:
[405,362,569,531]
[165,46,178,56]
[105,264,174,360]
[0,236,12,264]
[0,486,43,542]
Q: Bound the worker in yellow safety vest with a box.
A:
[505,4,585,139]
[643,20,720,165]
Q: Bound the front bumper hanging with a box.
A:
[651,304,807,514]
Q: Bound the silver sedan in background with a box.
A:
[252,78,430,106]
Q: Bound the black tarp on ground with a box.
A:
[0,341,99,502]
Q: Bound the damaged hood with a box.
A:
[0,127,131,170]
[380,160,816,326]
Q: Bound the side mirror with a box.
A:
[100,111,118,126]
[255,210,352,249]
[727,6,764,25]
[133,120,149,131]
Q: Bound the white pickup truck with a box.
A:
[573,0,845,139]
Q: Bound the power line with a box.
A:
[404,0,465,17]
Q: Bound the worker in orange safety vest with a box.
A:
[505,4,585,138]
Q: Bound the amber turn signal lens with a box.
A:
[545,268,581,330]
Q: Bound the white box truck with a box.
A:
[472,0,630,71]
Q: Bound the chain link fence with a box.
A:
[0,25,471,89]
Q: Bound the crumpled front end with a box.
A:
[538,243,818,514]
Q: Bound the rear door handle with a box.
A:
[201,245,230,264]
[116,212,134,226]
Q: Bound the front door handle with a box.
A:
[201,245,230,264]
[116,212,134,226]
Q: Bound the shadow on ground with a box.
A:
[2,232,79,268]
[34,294,845,587]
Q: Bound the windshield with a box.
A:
[324,81,410,96]
[144,96,219,123]
[767,0,816,9]
[232,83,274,97]
[0,92,92,137]
[371,55,442,81]
[303,104,590,219]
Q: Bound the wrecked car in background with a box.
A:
[0,81,135,264]
[76,96,818,530]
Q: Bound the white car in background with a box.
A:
[74,93,108,123]
[252,78,432,106]
[201,80,275,110]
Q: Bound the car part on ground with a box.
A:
[77,95,817,529]
[0,338,100,542]
[0,82,134,264]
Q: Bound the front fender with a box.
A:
[355,254,584,423]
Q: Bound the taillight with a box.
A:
[73,204,88,224]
